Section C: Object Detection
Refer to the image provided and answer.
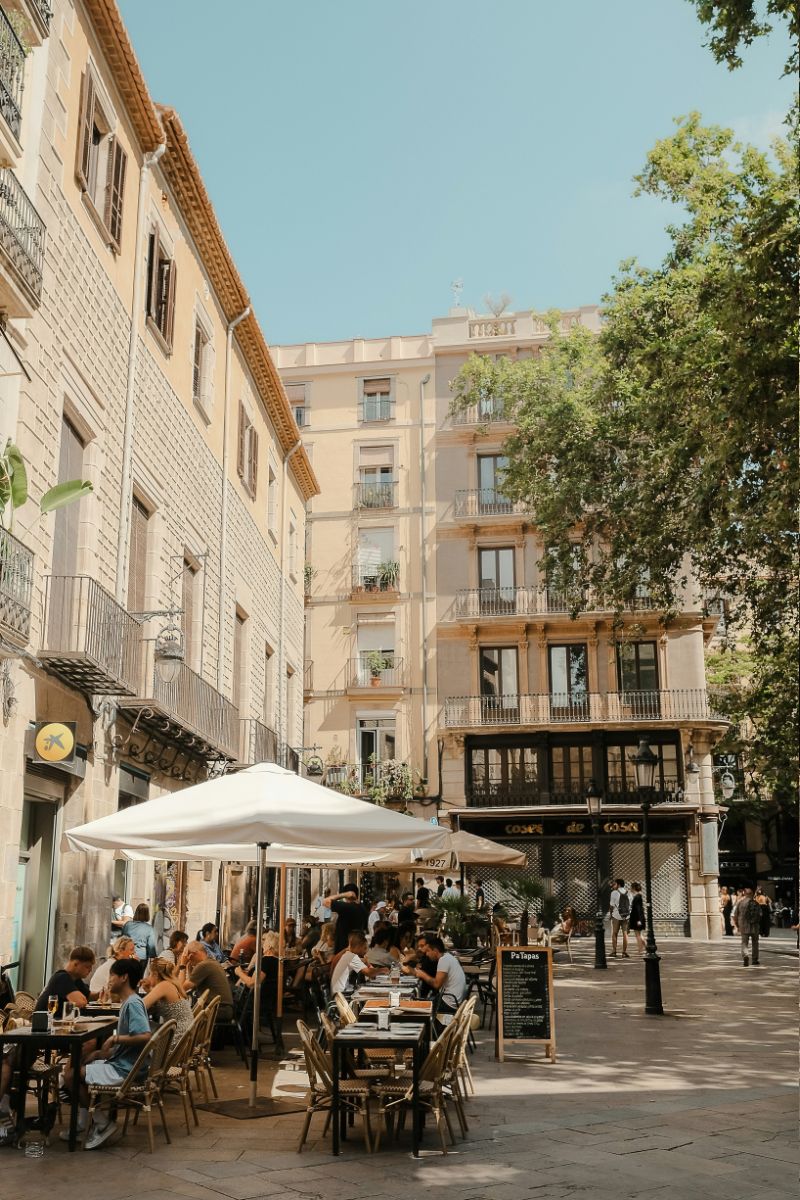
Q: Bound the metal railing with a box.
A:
[353,480,398,509]
[325,760,408,797]
[33,1,54,28]
[465,783,685,808]
[42,575,142,694]
[0,9,25,141]
[346,656,404,688]
[0,526,33,645]
[351,563,400,592]
[152,660,240,759]
[453,488,526,518]
[451,398,508,424]
[453,586,660,619]
[0,168,46,301]
[358,398,394,423]
[239,717,279,765]
[444,689,723,728]
[279,742,300,773]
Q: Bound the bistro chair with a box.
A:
[372,1020,459,1154]
[162,1017,203,1134]
[333,993,397,1071]
[295,1019,373,1154]
[189,995,220,1102]
[83,1020,176,1154]
[476,957,497,1029]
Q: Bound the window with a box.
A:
[127,496,149,614]
[232,609,247,710]
[267,461,278,539]
[355,612,396,684]
[355,527,395,590]
[358,717,396,790]
[480,647,518,704]
[546,544,584,608]
[181,556,199,669]
[76,70,127,251]
[192,317,214,417]
[617,641,659,693]
[548,644,589,714]
[606,741,678,796]
[288,511,298,579]
[357,445,395,508]
[264,643,275,726]
[145,226,177,351]
[237,403,258,498]
[360,378,393,423]
[550,743,593,797]
[469,745,539,803]
[285,382,308,429]
[51,416,85,580]
[286,666,297,743]
[478,547,515,612]
[477,455,511,513]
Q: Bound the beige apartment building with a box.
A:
[0,0,317,991]
[276,306,728,938]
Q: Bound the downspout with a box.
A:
[278,439,303,748]
[115,140,166,604]
[418,373,431,782]
[216,306,251,692]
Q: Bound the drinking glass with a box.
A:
[47,995,58,1029]
[377,1007,390,1031]
[390,989,401,1009]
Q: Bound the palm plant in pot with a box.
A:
[505,877,545,946]
[379,560,400,591]
[431,893,487,950]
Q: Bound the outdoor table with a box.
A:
[357,998,434,1038]
[84,1001,122,1018]
[331,1022,426,1157]
[3,1017,117,1151]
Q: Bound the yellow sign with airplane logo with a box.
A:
[33,721,77,764]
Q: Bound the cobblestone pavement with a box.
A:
[2,935,796,1200]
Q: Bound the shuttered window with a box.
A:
[127,497,149,614]
[232,611,247,710]
[146,227,177,351]
[237,403,258,498]
[76,70,128,252]
[182,557,198,669]
[285,381,308,429]
[51,417,85,580]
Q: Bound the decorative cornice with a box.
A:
[82,0,164,150]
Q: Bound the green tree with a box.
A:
[451,114,798,808]
[689,1,798,75]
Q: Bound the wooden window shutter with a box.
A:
[127,498,149,613]
[76,71,95,189]
[249,428,259,497]
[104,137,128,250]
[163,260,177,347]
[237,403,246,478]
[146,228,159,318]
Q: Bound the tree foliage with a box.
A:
[450,114,798,805]
[689,0,798,75]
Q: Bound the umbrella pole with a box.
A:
[250,842,268,1107]
[277,865,287,1019]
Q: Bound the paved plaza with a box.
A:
[3,934,796,1200]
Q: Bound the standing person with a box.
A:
[628,884,646,955]
[755,888,772,938]
[110,895,133,938]
[609,879,631,958]
[328,884,369,954]
[442,878,459,900]
[475,880,487,912]
[121,903,158,967]
[368,900,387,934]
[732,887,761,966]
[312,886,332,923]
[435,876,446,897]
[415,877,431,907]
[719,887,734,936]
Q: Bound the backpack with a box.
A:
[616,890,631,920]
[744,899,761,930]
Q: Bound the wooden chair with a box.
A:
[295,1019,373,1153]
[84,1020,176,1154]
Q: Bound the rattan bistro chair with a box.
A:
[296,1019,373,1153]
[84,1020,176,1154]
[162,1016,203,1134]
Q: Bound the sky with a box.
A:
[118,0,792,345]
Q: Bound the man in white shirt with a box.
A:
[413,935,466,1013]
[111,895,133,938]
[367,900,387,934]
[330,932,377,995]
[609,879,631,958]
[441,879,460,901]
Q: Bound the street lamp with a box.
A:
[632,738,664,1015]
[586,778,607,970]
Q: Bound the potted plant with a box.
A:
[303,563,317,598]
[413,772,429,798]
[431,894,488,950]
[506,877,545,946]
[305,754,324,776]
[379,560,400,591]
[366,650,386,686]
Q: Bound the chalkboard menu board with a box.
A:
[496,947,556,1062]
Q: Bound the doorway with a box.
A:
[13,789,61,994]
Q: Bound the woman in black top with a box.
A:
[629,882,646,954]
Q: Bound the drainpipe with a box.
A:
[278,440,303,747]
[217,306,251,693]
[115,141,166,604]
[418,373,431,782]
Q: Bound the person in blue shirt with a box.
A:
[121,903,158,965]
[197,922,225,962]
[62,958,152,1149]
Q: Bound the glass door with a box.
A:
[617,641,660,716]
[478,546,516,614]
[477,455,511,513]
[548,644,589,718]
[480,646,519,721]
[358,718,397,791]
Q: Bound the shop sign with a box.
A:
[32,721,77,765]
[602,820,640,834]
[505,823,544,836]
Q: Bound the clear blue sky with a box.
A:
[119,0,791,345]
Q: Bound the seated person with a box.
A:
[396,893,418,928]
[330,931,377,995]
[413,935,467,1013]
[142,958,194,1037]
[282,918,300,964]
[402,933,439,995]
[299,916,321,956]
[35,945,96,1015]
[178,941,234,1021]
[549,906,576,944]
[234,931,280,1025]
[62,958,150,1149]
[197,923,225,963]
[160,930,188,965]
[228,921,257,967]
[89,937,137,996]
[365,926,395,969]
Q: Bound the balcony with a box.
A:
[3,0,52,48]
[118,660,240,761]
[0,168,46,314]
[354,480,397,510]
[0,8,24,156]
[0,526,33,647]
[443,690,724,729]
[239,717,279,766]
[346,655,405,691]
[40,576,142,695]
[451,397,509,425]
[279,742,300,773]
[325,760,410,802]
[351,562,400,599]
[453,586,661,620]
[453,489,527,519]
[358,398,394,423]
[465,782,686,809]
[469,317,516,339]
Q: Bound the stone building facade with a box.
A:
[276,306,728,938]
[0,0,317,991]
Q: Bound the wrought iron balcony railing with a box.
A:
[0,526,33,646]
[0,9,25,141]
[453,488,527,518]
[41,575,142,695]
[239,717,279,766]
[354,480,398,510]
[465,782,686,808]
[351,563,400,593]
[444,689,723,728]
[153,662,240,759]
[346,656,405,689]
[0,168,46,304]
[324,760,409,798]
[451,397,509,425]
[279,742,300,773]
[453,586,659,619]
[358,398,394,423]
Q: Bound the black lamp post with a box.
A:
[586,779,607,969]
[632,738,664,1015]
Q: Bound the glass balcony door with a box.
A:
[548,644,589,718]
[478,546,515,614]
[477,454,511,513]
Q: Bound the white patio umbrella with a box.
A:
[63,761,451,1109]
